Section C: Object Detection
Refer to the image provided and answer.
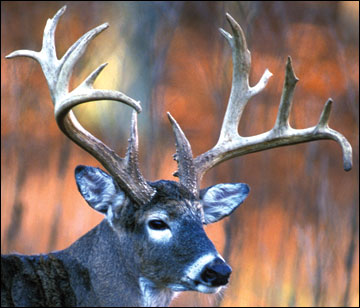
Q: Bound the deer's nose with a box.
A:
[200,257,232,286]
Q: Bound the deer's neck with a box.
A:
[57,219,174,307]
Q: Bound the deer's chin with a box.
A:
[168,279,224,294]
[192,284,223,294]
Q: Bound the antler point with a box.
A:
[285,56,299,82]
[344,161,352,172]
[225,12,235,23]
[53,5,67,20]
[225,13,239,30]
[167,112,175,123]
[219,28,232,41]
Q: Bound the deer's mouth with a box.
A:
[189,278,224,293]
[167,277,224,294]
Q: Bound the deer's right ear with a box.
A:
[75,165,126,214]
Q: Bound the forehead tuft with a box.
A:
[149,180,196,202]
[146,180,201,216]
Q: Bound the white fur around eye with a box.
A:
[147,227,172,242]
[146,214,172,242]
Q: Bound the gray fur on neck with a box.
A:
[54,220,144,306]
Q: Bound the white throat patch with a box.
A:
[139,277,174,307]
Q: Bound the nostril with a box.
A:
[201,267,218,281]
[201,258,232,286]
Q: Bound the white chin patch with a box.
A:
[168,282,221,294]
[195,284,222,294]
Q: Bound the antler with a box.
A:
[169,13,352,193]
[6,6,156,205]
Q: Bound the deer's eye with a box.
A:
[148,219,169,230]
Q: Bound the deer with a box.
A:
[2,5,352,307]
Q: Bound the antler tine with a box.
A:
[273,56,299,132]
[167,112,198,197]
[6,6,156,205]
[217,13,273,144]
[192,13,352,184]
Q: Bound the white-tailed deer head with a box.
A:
[3,6,352,307]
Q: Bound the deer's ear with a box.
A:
[75,165,125,214]
[200,183,250,224]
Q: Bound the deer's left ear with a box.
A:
[200,183,250,224]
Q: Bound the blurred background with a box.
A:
[1,1,358,306]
